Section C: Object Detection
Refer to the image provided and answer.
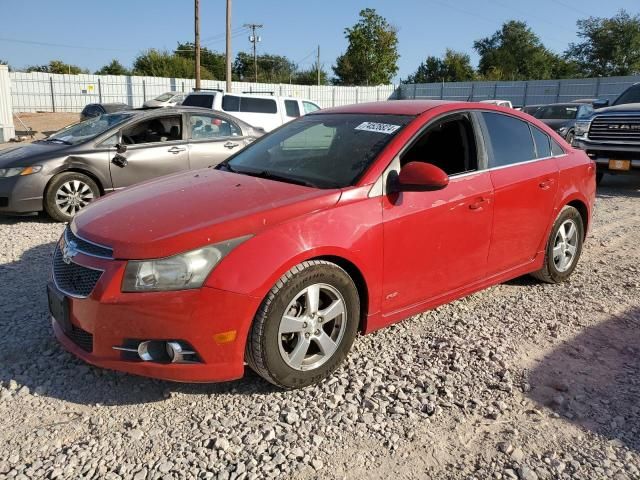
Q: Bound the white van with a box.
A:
[181,90,321,132]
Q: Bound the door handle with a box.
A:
[224,142,240,149]
[539,179,554,190]
[168,146,186,154]
[469,197,488,210]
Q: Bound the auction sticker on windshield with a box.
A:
[355,122,401,134]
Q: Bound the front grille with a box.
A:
[53,246,103,298]
[589,115,640,142]
[65,228,113,259]
[69,325,93,352]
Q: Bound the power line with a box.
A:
[0,36,135,52]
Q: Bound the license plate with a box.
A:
[609,159,631,171]
[47,283,71,334]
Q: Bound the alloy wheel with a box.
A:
[553,219,578,272]
[55,180,95,216]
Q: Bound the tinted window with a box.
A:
[613,84,640,106]
[182,94,214,109]
[224,114,413,188]
[284,100,301,118]
[241,97,277,114]
[535,105,578,120]
[189,114,241,139]
[482,112,536,167]
[221,95,240,112]
[551,138,565,156]
[303,101,320,114]
[530,126,551,158]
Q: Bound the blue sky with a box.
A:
[0,0,637,81]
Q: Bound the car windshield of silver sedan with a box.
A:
[42,112,135,145]
[219,113,414,189]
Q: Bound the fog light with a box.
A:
[166,341,197,363]
[137,341,169,362]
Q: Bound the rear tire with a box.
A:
[531,206,584,284]
[246,260,360,389]
[44,172,100,223]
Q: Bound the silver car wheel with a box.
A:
[278,283,347,371]
[553,219,578,272]
[55,180,95,216]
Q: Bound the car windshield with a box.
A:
[45,113,134,145]
[156,93,175,102]
[613,85,640,106]
[220,113,414,189]
[535,105,579,120]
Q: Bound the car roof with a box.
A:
[314,100,460,116]
[125,106,257,129]
[538,102,589,107]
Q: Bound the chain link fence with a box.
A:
[9,72,398,113]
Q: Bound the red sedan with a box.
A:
[48,100,596,389]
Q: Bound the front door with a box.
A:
[109,114,189,188]
[382,112,494,314]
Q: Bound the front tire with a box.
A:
[246,260,360,389]
[44,172,100,222]
[531,206,584,284]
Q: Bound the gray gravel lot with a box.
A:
[0,176,639,480]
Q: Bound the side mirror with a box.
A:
[593,99,609,109]
[115,143,127,154]
[393,162,449,192]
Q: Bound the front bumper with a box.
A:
[51,251,261,383]
[0,174,46,214]
[573,138,640,175]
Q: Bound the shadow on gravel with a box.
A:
[0,240,277,407]
[596,175,640,199]
[527,307,640,452]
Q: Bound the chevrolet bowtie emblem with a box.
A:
[62,240,78,265]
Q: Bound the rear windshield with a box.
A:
[535,105,578,120]
[155,93,175,102]
[182,94,215,108]
[222,113,414,189]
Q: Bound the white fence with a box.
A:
[8,72,398,113]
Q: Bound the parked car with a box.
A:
[573,82,640,184]
[480,99,513,109]
[48,100,595,389]
[533,103,594,144]
[181,90,321,131]
[521,105,542,116]
[80,103,132,121]
[0,107,263,222]
[142,92,187,108]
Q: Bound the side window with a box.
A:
[221,95,240,112]
[284,100,301,118]
[189,114,241,139]
[101,133,119,147]
[241,97,277,114]
[400,114,478,176]
[530,126,551,159]
[303,101,320,114]
[182,94,214,109]
[121,115,182,145]
[481,112,536,168]
[551,138,565,156]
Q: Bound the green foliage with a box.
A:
[293,64,330,85]
[233,52,296,83]
[405,49,475,83]
[26,60,88,75]
[175,43,226,80]
[95,59,130,76]
[333,8,399,85]
[132,49,213,79]
[566,10,640,76]
[474,21,572,80]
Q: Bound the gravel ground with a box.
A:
[0,176,638,480]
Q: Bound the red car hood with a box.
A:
[73,169,341,259]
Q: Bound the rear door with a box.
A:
[187,112,247,169]
[109,113,189,188]
[480,112,559,274]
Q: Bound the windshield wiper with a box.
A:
[215,162,237,173]
[231,168,319,188]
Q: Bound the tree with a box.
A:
[474,21,570,80]
[132,49,213,79]
[566,10,640,77]
[95,59,130,75]
[175,42,226,79]
[233,52,296,83]
[405,49,475,83]
[293,63,330,85]
[0,60,10,71]
[333,8,399,85]
[26,60,88,75]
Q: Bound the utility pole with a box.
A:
[194,0,201,90]
[225,0,232,92]
[316,45,320,86]
[244,23,263,83]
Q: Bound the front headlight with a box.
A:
[574,121,591,137]
[122,235,251,292]
[0,166,42,178]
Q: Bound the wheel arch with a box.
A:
[44,167,106,197]
[566,198,589,239]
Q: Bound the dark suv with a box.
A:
[573,83,640,184]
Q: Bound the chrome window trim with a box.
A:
[67,226,113,259]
